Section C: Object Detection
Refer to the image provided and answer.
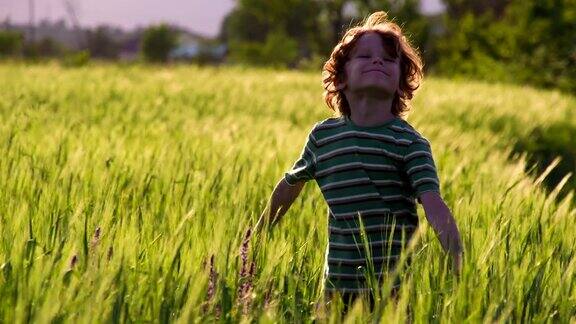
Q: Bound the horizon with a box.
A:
[0,0,235,38]
[0,0,445,38]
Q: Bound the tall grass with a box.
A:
[0,62,575,322]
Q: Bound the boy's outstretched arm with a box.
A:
[419,191,463,274]
[254,177,305,233]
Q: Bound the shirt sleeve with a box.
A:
[403,137,441,202]
[284,129,317,186]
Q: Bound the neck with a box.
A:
[345,92,396,127]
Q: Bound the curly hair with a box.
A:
[322,11,424,118]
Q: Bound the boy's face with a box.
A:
[340,32,401,98]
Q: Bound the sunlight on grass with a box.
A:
[0,63,575,322]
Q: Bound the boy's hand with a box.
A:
[419,191,464,276]
[452,251,463,277]
[255,177,305,235]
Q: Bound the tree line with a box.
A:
[0,22,181,66]
[1,0,574,92]
[220,0,575,93]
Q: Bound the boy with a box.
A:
[255,11,463,309]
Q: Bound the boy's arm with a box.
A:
[419,191,463,274]
[254,177,306,233]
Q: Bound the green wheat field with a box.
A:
[0,62,575,322]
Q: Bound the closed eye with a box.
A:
[356,55,396,61]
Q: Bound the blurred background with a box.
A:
[1,0,575,93]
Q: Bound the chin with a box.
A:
[358,84,395,96]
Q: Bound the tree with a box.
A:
[141,24,178,63]
[86,26,120,59]
[435,0,576,92]
[228,29,299,67]
[221,0,323,60]
[443,0,512,19]
[221,0,432,67]
[503,0,576,91]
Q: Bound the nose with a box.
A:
[372,56,383,65]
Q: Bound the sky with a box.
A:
[0,0,445,38]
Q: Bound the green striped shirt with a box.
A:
[284,115,441,293]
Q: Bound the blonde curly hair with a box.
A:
[322,11,424,118]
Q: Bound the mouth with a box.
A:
[363,69,389,76]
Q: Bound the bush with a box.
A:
[61,50,91,67]
[141,24,178,63]
[0,31,23,57]
[514,122,576,203]
[296,53,327,71]
[21,42,41,60]
[228,29,299,68]
[36,37,65,57]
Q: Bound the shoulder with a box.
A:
[300,116,346,149]
[308,116,346,139]
[313,116,346,131]
[390,119,431,146]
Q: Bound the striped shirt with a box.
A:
[284,115,441,293]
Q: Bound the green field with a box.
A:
[0,63,575,322]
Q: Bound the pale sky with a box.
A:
[0,0,445,38]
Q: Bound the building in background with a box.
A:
[169,28,226,63]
